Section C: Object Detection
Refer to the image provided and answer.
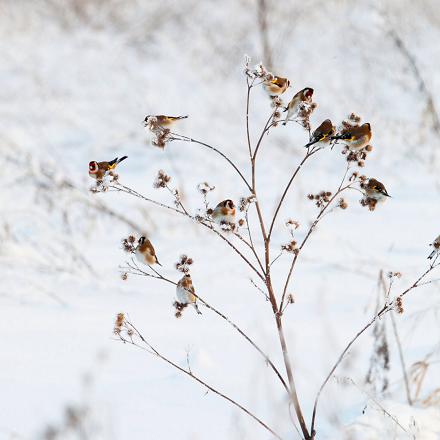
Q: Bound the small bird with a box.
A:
[135,236,162,266]
[364,178,391,201]
[209,199,236,225]
[88,156,128,180]
[176,273,201,314]
[144,115,188,129]
[304,119,336,148]
[331,123,372,150]
[283,87,314,125]
[428,235,440,260]
[263,76,290,98]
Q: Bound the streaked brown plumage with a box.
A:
[283,87,314,125]
[144,115,188,129]
[304,119,336,148]
[176,274,201,314]
[135,236,161,266]
[364,178,390,200]
[263,76,290,97]
[332,123,372,150]
[211,199,236,224]
[88,156,127,180]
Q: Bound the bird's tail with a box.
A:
[193,303,202,315]
[304,138,318,148]
[428,249,436,260]
[175,116,189,120]
[155,257,163,267]
[108,156,128,168]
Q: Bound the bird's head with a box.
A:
[143,115,151,126]
[89,161,98,174]
[224,199,235,210]
[304,88,314,99]
[138,236,146,245]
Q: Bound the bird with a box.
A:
[331,123,372,150]
[283,87,314,125]
[364,178,391,201]
[135,236,162,266]
[263,76,290,98]
[209,199,236,225]
[144,115,188,130]
[88,156,127,180]
[428,235,440,260]
[304,119,336,148]
[176,273,202,314]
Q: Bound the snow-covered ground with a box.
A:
[1,1,440,439]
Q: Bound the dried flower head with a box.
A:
[308,190,332,208]
[173,301,188,318]
[395,296,404,314]
[220,221,236,232]
[360,197,378,211]
[296,101,318,131]
[286,219,300,230]
[338,198,348,210]
[287,293,295,304]
[282,240,299,254]
[387,271,402,279]
[238,218,245,227]
[120,272,128,281]
[122,236,137,253]
[175,254,193,273]
[239,195,256,212]
[114,312,125,334]
[153,170,171,189]
[197,182,215,194]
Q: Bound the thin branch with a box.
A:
[279,181,354,311]
[119,321,283,440]
[110,183,265,282]
[121,261,289,395]
[310,262,440,434]
[379,271,412,406]
[172,134,252,192]
[268,147,322,240]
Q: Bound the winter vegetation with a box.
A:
[2,0,440,439]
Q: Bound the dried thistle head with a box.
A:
[239,195,256,212]
[387,271,402,279]
[197,182,215,195]
[220,221,236,232]
[296,101,318,131]
[120,272,128,281]
[308,190,332,208]
[153,170,171,188]
[395,296,404,314]
[122,235,137,253]
[338,198,348,210]
[286,219,300,230]
[114,312,125,334]
[360,197,378,211]
[175,254,193,273]
[173,301,188,318]
[281,240,299,254]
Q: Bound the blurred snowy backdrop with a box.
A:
[1,0,440,438]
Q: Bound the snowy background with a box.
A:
[1,0,440,438]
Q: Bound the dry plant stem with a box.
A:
[119,321,283,440]
[122,261,289,394]
[110,183,264,282]
[268,147,321,240]
[379,271,413,406]
[310,262,439,435]
[279,181,353,311]
[246,87,311,440]
[173,134,252,192]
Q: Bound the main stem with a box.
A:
[247,83,310,439]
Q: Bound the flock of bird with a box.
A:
[87,76,436,314]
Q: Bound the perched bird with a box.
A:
[144,115,188,129]
[331,123,372,150]
[304,119,336,148]
[176,273,201,314]
[88,156,127,180]
[135,236,162,266]
[209,199,236,225]
[364,178,391,201]
[283,87,314,125]
[428,235,440,260]
[263,76,290,98]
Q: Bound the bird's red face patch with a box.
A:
[89,161,98,173]
[305,88,314,98]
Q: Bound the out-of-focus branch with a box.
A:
[310,260,440,435]
[257,0,274,71]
